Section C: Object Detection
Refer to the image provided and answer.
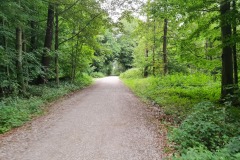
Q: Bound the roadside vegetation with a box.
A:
[0,75,92,134]
[121,70,240,159]
[1,0,240,159]
[119,0,240,159]
[0,0,134,134]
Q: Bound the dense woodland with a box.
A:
[1,0,240,159]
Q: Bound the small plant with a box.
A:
[172,137,240,160]
[169,102,240,152]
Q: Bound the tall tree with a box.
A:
[152,19,156,76]
[220,0,234,100]
[40,3,55,84]
[163,18,168,76]
[232,0,238,86]
[16,27,25,93]
[55,4,59,86]
[16,0,25,93]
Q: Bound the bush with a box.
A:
[90,72,105,78]
[120,68,143,79]
[75,73,93,87]
[173,137,240,160]
[173,146,238,160]
[169,102,240,152]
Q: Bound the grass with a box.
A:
[0,75,92,134]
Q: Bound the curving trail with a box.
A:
[0,77,163,160]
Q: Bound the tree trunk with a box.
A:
[152,19,156,76]
[71,42,75,83]
[55,5,59,86]
[22,32,26,53]
[2,19,7,49]
[16,27,25,94]
[163,18,168,76]
[40,3,55,84]
[143,47,149,78]
[205,39,213,60]
[1,19,9,78]
[30,20,37,52]
[232,0,238,86]
[22,31,29,86]
[220,0,234,100]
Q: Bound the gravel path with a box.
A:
[0,77,163,160]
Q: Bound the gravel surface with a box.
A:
[0,77,163,160]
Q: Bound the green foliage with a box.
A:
[121,72,220,120]
[169,102,240,151]
[172,136,240,160]
[90,72,105,78]
[120,68,143,79]
[173,145,239,160]
[121,69,240,159]
[75,73,93,87]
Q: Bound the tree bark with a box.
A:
[71,37,74,83]
[152,19,156,76]
[163,18,168,76]
[232,0,238,86]
[1,19,9,78]
[2,19,7,49]
[55,5,59,86]
[22,32,26,53]
[143,47,149,78]
[16,27,25,93]
[220,0,234,100]
[39,3,55,84]
[30,21,37,52]
[22,31,29,86]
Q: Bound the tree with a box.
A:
[16,26,25,93]
[55,4,59,86]
[39,3,55,84]
[0,0,108,96]
[163,18,168,75]
[232,0,238,85]
[220,0,234,100]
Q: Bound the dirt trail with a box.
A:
[0,77,163,160]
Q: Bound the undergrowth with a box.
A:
[120,69,220,121]
[90,72,105,78]
[120,68,240,160]
[0,74,92,134]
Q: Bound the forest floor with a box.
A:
[0,76,165,160]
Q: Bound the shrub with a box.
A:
[75,73,93,87]
[169,102,240,152]
[120,68,143,79]
[90,72,105,78]
[173,137,240,160]
[173,146,236,160]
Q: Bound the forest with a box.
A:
[0,0,240,159]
